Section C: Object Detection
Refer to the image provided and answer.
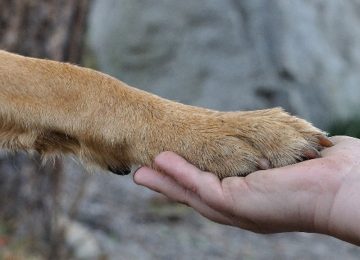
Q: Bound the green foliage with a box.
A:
[328,118,360,138]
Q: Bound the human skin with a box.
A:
[134,136,360,246]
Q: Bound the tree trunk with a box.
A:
[0,0,90,258]
[0,0,89,62]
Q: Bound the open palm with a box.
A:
[134,136,360,246]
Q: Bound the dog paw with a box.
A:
[143,107,331,178]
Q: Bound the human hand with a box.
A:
[134,136,360,246]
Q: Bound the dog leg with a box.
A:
[0,51,330,178]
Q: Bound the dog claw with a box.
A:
[257,158,271,170]
[108,166,131,176]
[303,149,320,159]
[319,136,334,147]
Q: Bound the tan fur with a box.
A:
[0,50,326,178]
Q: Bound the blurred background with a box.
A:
[1,0,360,259]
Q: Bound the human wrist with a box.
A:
[317,179,360,245]
[327,209,360,246]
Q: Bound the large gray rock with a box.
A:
[88,0,360,129]
[82,2,360,259]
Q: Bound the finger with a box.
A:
[134,166,232,224]
[321,136,360,158]
[328,135,353,144]
[134,166,186,201]
[154,152,226,208]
